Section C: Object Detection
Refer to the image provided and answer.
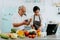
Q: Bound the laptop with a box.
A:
[46,24,58,35]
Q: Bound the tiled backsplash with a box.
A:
[0,0,60,33]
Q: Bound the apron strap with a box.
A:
[33,15,41,22]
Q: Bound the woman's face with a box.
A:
[34,10,40,15]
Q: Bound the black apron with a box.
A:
[33,15,41,30]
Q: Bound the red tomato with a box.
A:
[28,35,32,38]
[32,35,36,38]
[24,31,29,37]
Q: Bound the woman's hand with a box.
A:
[31,25,35,29]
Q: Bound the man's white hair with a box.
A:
[18,5,25,10]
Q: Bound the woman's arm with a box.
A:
[38,19,42,30]
[27,18,32,25]
[31,25,35,29]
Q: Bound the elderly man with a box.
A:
[12,5,31,30]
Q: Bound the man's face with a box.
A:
[21,7,26,15]
[18,7,26,15]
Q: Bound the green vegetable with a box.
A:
[11,28,17,33]
[0,34,9,39]
[19,36,25,39]
[29,31,36,35]
[29,32,33,35]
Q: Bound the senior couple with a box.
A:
[12,5,42,31]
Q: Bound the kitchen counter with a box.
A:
[0,35,60,40]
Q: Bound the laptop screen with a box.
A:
[46,24,58,35]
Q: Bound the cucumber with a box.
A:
[0,34,9,39]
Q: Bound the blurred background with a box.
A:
[0,0,60,35]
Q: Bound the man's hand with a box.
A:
[23,18,32,25]
[22,20,29,25]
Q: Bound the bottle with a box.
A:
[0,30,1,33]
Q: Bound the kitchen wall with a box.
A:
[0,0,60,34]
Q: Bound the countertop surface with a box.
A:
[0,35,60,40]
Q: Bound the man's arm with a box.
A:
[13,22,24,27]
[13,20,30,27]
[13,18,32,27]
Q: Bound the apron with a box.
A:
[33,15,41,30]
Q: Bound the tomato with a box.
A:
[24,31,29,37]
[37,29,40,32]
[32,35,36,38]
[28,35,32,38]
